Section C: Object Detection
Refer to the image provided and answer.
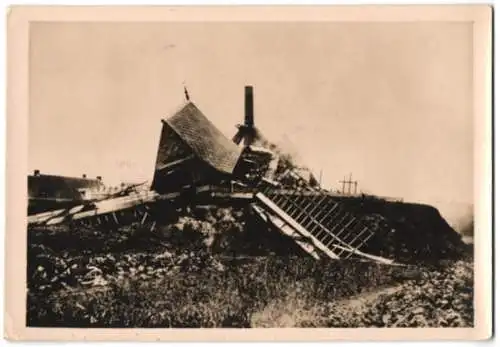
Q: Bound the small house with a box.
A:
[151,102,243,193]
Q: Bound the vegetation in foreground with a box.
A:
[27,134,474,327]
[27,210,473,328]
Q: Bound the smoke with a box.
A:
[431,201,474,235]
[253,129,306,170]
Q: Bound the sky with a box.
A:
[28,21,474,228]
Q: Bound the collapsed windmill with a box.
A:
[28,86,466,265]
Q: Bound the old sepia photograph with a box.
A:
[5,5,492,341]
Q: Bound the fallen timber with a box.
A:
[28,180,396,265]
[29,190,164,227]
[251,203,322,260]
[28,86,430,266]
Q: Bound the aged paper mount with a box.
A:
[5,5,492,342]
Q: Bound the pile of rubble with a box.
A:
[354,202,468,264]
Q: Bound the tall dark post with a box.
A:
[244,86,254,127]
[348,173,352,195]
[233,85,257,146]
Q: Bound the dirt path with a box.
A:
[250,284,404,328]
[334,284,403,312]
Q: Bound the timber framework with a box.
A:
[28,86,398,265]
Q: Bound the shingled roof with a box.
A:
[164,102,242,174]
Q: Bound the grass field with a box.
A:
[27,217,473,328]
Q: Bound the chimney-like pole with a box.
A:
[244,85,254,127]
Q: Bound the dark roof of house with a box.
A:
[164,102,242,174]
[28,174,103,200]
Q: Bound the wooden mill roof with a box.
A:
[164,102,242,174]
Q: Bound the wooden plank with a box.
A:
[300,197,315,213]
[112,212,119,224]
[72,191,159,220]
[304,201,336,230]
[282,195,301,214]
[256,193,340,260]
[335,217,357,239]
[252,204,321,260]
[306,196,328,216]
[319,232,334,245]
[155,155,195,171]
[41,190,162,226]
[358,231,375,249]
[279,198,368,258]
[141,212,149,225]
[296,213,311,225]
[318,205,342,226]
[28,205,81,225]
[326,213,349,232]
[346,226,369,249]
[210,192,254,200]
[319,228,393,264]
[339,223,361,244]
